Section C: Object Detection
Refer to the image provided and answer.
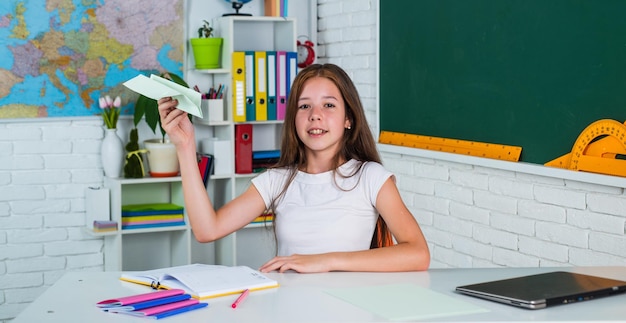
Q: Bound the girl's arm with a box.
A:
[158,98,266,242]
[259,177,430,273]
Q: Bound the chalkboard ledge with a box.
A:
[377,144,626,189]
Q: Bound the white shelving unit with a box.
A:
[90,17,295,271]
[95,176,214,271]
[186,16,296,268]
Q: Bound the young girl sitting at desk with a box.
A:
[157,63,430,273]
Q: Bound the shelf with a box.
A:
[87,225,195,236]
[110,176,182,185]
[209,173,231,180]
[84,227,118,237]
[120,225,189,235]
[193,118,231,126]
[192,68,229,74]
[101,176,199,271]
[245,222,274,229]
[234,120,284,125]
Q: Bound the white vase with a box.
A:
[101,128,125,178]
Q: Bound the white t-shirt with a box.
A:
[251,159,393,256]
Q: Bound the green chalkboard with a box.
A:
[380,0,626,164]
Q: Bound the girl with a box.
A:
[157,63,430,273]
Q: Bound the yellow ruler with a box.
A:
[545,119,626,177]
[378,131,522,162]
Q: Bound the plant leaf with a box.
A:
[134,95,150,127]
[144,97,159,134]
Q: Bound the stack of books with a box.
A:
[251,212,274,224]
[97,289,207,319]
[121,203,185,230]
[92,220,118,233]
[252,150,280,173]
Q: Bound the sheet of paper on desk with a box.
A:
[325,283,489,321]
[123,74,203,118]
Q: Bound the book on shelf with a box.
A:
[121,223,186,230]
[252,149,280,172]
[197,152,214,187]
[253,149,280,160]
[120,263,279,300]
[122,214,184,222]
[121,203,185,229]
[251,213,274,224]
[97,288,208,319]
[92,220,118,232]
[122,203,184,216]
[122,215,184,228]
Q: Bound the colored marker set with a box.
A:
[197,84,225,100]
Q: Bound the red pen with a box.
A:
[231,289,250,308]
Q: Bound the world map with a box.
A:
[0,0,184,118]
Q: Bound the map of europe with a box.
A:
[0,0,184,118]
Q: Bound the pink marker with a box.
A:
[231,289,250,309]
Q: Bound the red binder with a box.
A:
[235,124,253,174]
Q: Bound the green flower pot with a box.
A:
[190,38,223,69]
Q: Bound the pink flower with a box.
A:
[113,96,121,107]
[99,97,107,109]
[99,95,121,129]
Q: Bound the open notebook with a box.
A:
[456,271,626,309]
[120,264,279,300]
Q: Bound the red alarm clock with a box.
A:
[297,38,315,68]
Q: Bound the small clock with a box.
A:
[297,39,315,68]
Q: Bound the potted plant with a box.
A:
[190,20,223,69]
[133,72,190,177]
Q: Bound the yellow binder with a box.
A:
[231,52,246,122]
[255,51,268,121]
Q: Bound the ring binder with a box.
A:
[151,281,161,290]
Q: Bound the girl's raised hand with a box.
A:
[157,97,195,148]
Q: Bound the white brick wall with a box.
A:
[317,0,379,134]
[0,119,110,321]
[380,149,626,269]
[2,0,625,321]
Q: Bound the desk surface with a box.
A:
[13,266,626,322]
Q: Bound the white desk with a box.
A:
[13,267,626,322]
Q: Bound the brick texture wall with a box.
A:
[380,149,626,268]
[0,119,109,321]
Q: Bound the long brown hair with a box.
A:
[268,64,393,249]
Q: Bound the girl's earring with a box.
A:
[346,126,351,130]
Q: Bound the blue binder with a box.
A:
[286,51,298,99]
